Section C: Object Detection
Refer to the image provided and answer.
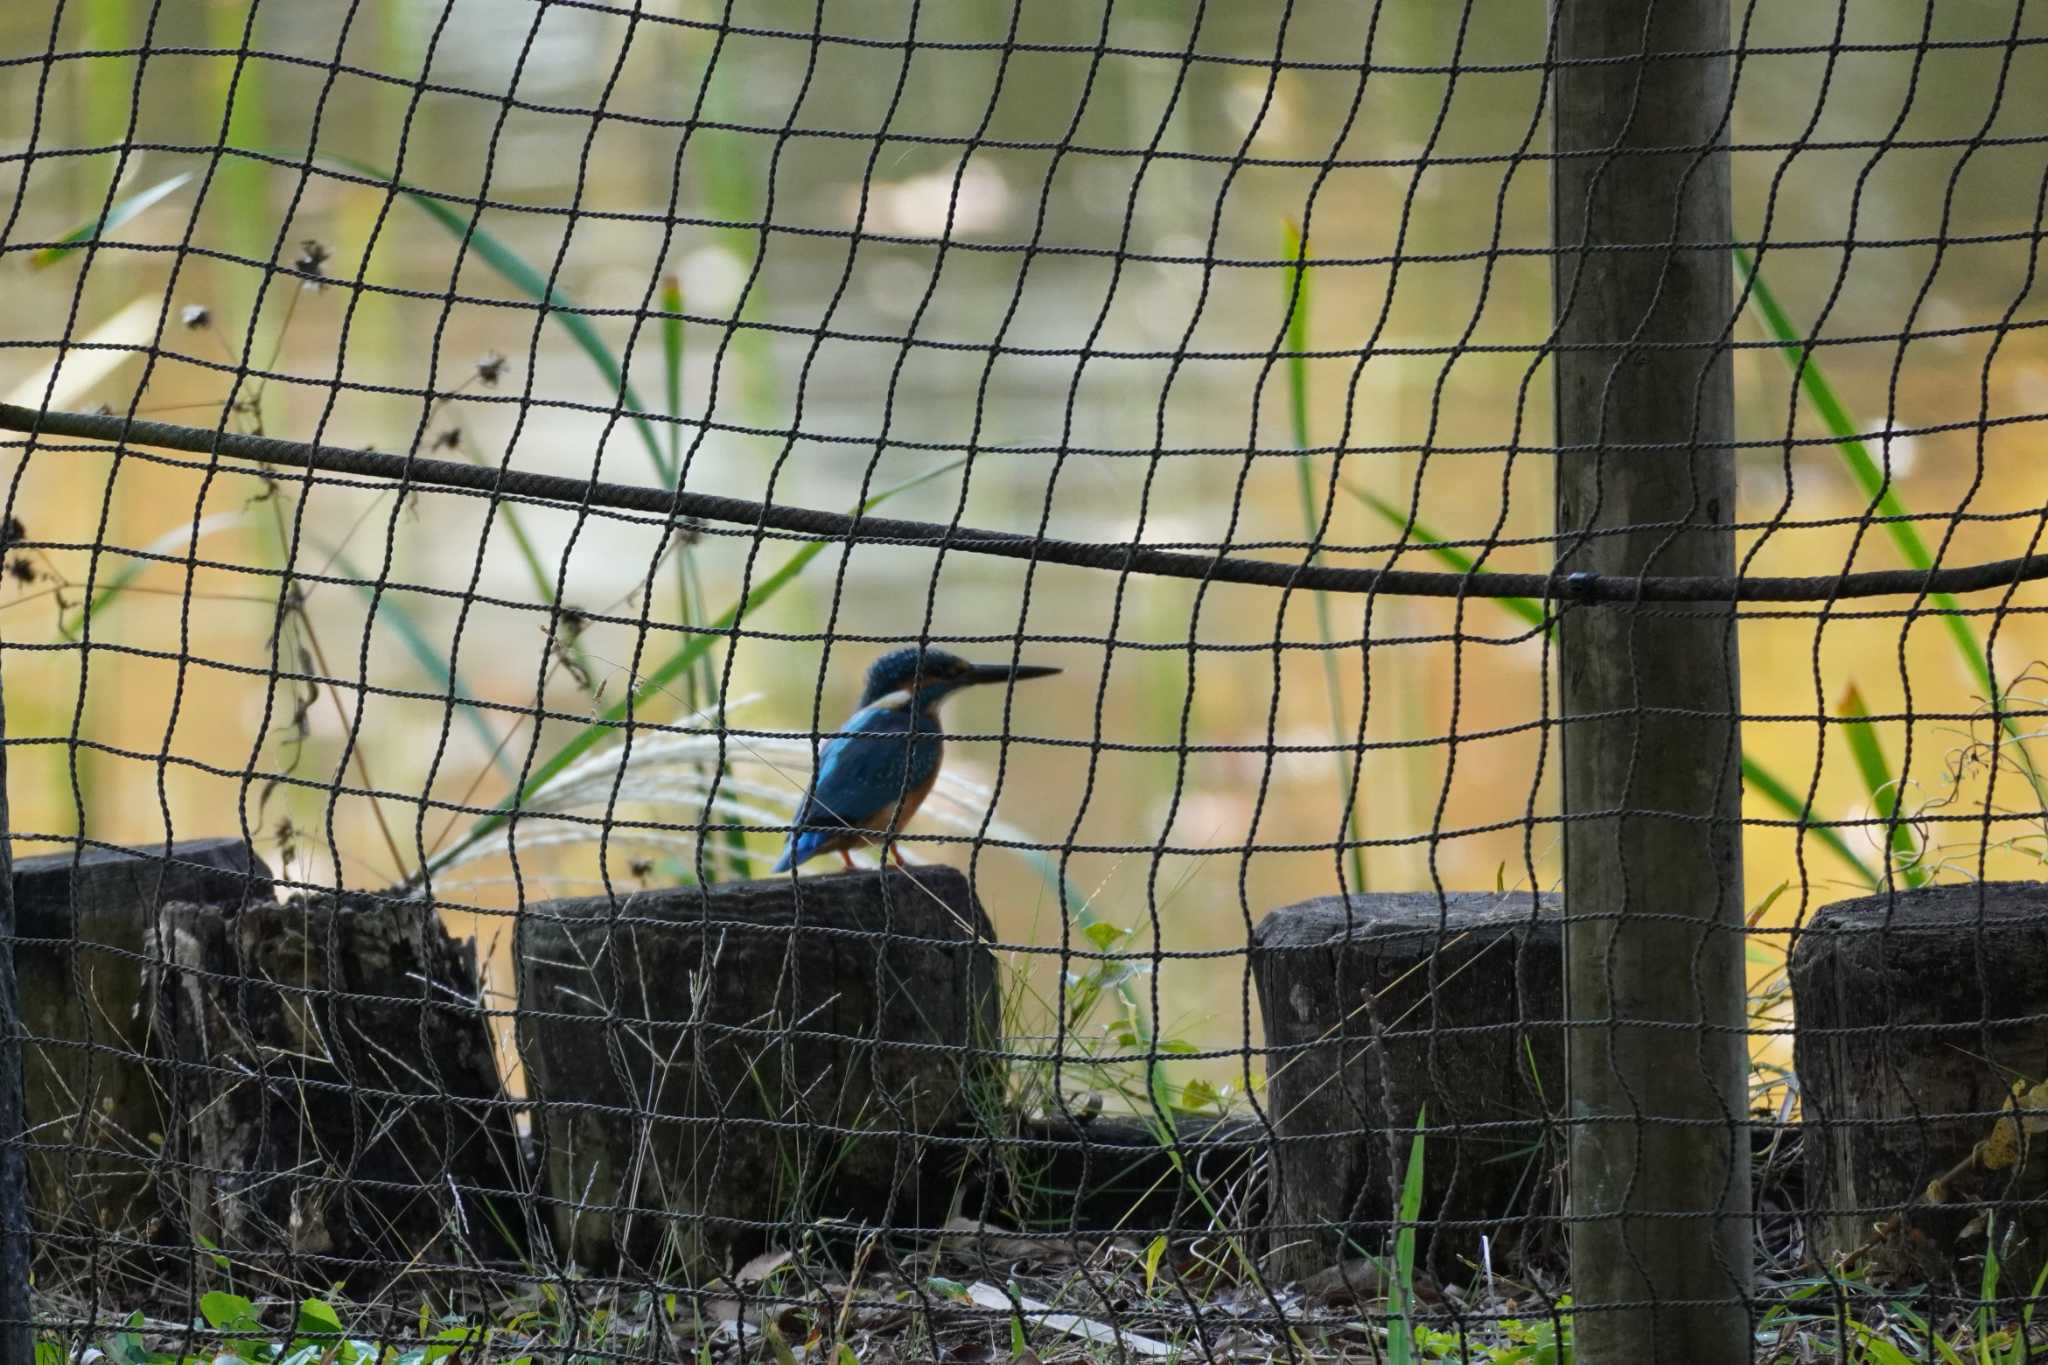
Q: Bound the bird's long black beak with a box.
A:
[967,661,1060,686]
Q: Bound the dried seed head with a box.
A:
[6,557,34,586]
[180,304,212,329]
[0,516,24,551]
[432,427,462,451]
[475,352,507,387]
[292,239,330,280]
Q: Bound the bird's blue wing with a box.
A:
[795,704,931,830]
[777,703,941,868]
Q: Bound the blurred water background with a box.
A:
[4,0,2047,1095]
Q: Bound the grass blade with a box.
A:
[1851,1324,1922,1365]
[1735,248,2046,807]
[32,172,193,268]
[487,490,563,618]
[4,295,162,411]
[420,546,817,876]
[661,272,684,481]
[312,151,671,485]
[317,542,516,782]
[1281,221,1368,894]
[1387,1106,1427,1365]
[421,456,967,878]
[438,442,600,688]
[1342,481,1549,630]
[1737,756,1883,890]
[1735,251,1915,566]
[658,271,712,713]
[59,511,242,640]
[1282,221,1312,450]
[655,271,740,873]
[203,4,271,321]
[1837,683,1927,887]
[1345,479,1886,888]
[424,546,806,876]
[1977,1215,2001,1365]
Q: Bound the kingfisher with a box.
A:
[774,646,1060,872]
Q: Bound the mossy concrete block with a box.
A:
[518,866,1001,1279]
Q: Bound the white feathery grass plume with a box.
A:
[442,694,1043,873]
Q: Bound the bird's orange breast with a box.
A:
[850,768,938,835]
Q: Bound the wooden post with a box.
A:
[0,688,32,1365]
[1551,0,1750,1357]
[1791,883,2048,1291]
[161,891,526,1287]
[518,867,1002,1277]
[14,839,271,1272]
[1252,893,1565,1284]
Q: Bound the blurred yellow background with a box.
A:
[4,0,2048,1100]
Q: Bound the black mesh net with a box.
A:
[3,1,2048,1361]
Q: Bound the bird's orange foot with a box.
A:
[840,848,856,871]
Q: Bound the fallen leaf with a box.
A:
[1981,1118,2022,1172]
[760,1317,800,1365]
[739,1248,795,1285]
[2015,1077,2048,1134]
[1298,1258,1389,1306]
[939,1217,1070,1263]
[964,1281,1174,1358]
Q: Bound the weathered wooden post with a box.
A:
[0,691,31,1365]
[1552,0,1750,1357]
[1792,883,2048,1290]
[160,889,526,1285]
[14,838,272,1267]
[518,867,1002,1278]
[1252,893,1566,1282]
